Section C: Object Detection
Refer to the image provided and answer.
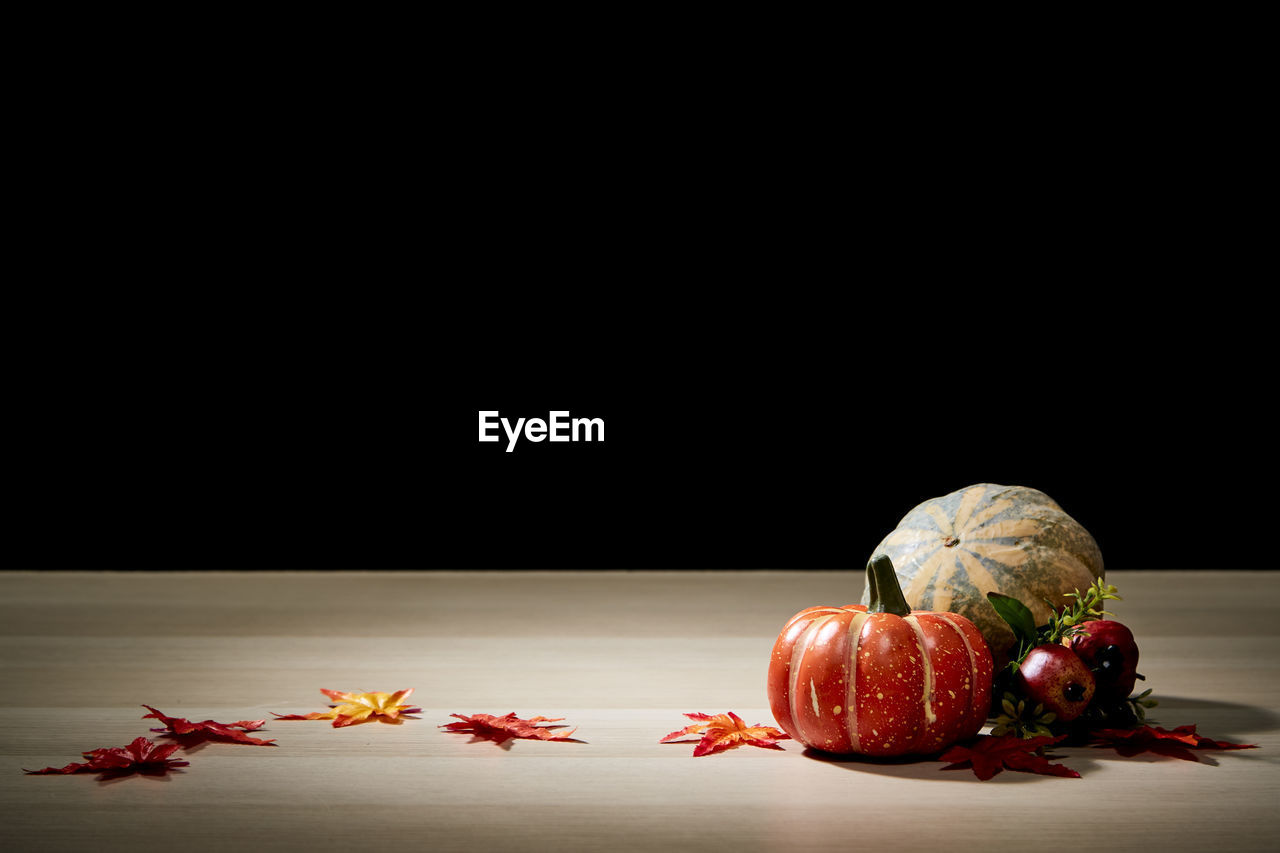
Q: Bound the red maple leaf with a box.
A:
[440,712,583,746]
[142,705,276,746]
[660,712,790,757]
[24,736,190,777]
[1090,724,1258,761]
[939,734,1080,780]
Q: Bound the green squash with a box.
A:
[865,484,1104,664]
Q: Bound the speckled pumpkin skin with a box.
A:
[767,603,993,756]
[865,484,1104,665]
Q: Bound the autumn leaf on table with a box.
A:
[660,712,790,757]
[142,705,276,746]
[441,712,583,746]
[1090,724,1259,761]
[272,689,420,727]
[25,737,190,778]
[938,734,1080,780]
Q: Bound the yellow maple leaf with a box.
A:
[273,689,420,727]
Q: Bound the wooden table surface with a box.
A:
[2,570,1278,852]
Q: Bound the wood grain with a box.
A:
[2,571,1278,852]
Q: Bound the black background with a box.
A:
[459,338,1255,573]
[9,294,1262,572]
[8,34,1268,572]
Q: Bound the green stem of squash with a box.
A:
[865,554,912,617]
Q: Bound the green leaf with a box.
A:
[987,592,1038,647]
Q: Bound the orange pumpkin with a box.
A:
[767,555,993,756]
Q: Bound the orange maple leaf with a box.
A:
[272,689,420,727]
[660,712,790,756]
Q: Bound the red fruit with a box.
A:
[1069,619,1140,704]
[767,554,994,756]
[1015,644,1096,722]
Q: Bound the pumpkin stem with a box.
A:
[866,554,912,617]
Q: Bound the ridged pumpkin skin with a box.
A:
[767,559,994,756]
[865,484,1104,665]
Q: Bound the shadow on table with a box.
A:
[800,748,1071,783]
[1146,695,1280,740]
[97,767,185,787]
[802,694,1276,780]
